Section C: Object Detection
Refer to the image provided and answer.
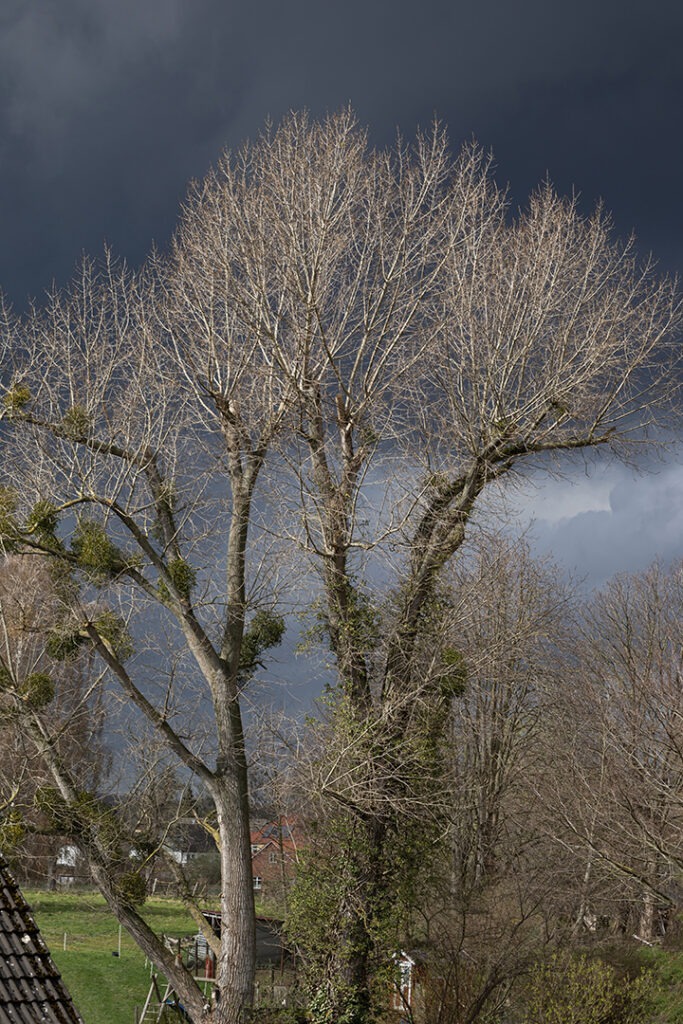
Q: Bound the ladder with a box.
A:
[138,976,184,1023]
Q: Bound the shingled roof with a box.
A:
[0,854,84,1024]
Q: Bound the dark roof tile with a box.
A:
[0,855,83,1023]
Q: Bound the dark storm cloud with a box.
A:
[0,0,250,303]
[1,0,681,306]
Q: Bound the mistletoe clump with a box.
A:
[117,871,147,907]
[238,609,286,682]
[25,499,63,548]
[47,610,133,663]
[158,557,197,604]
[20,672,55,709]
[3,384,31,413]
[61,405,92,440]
[71,519,127,585]
[46,625,86,662]
[92,610,134,661]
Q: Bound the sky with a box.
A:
[1,0,682,590]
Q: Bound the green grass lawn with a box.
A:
[28,889,683,1024]
[25,890,201,1024]
[636,947,683,1024]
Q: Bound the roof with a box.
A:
[0,854,84,1024]
[202,912,293,968]
[158,819,215,857]
[249,817,302,856]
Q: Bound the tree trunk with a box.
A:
[213,777,256,1023]
[328,817,390,1024]
[638,888,655,944]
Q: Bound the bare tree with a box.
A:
[0,555,108,882]
[263,117,680,1018]
[543,562,683,945]
[0,248,279,1021]
[0,109,680,1023]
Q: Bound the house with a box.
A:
[250,817,303,896]
[54,844,83,888]
[0,852,84,1023]
[162,819,215,866]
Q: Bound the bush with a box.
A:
[520,951,657,1024]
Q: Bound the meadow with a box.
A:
[23,888,683,1024]
[25,889,200,1024]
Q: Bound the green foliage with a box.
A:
[3,383,31,412]
[46,625,87,661]
[238,608,286,681]
[287,845,350,957]
[47,610,133,663]
[0,664,54,710]
[287,810,425,1024]
[71,519,126,584]
[25,500,61,544]
[116,871,147,907]
[0,809,26,849]
[168,557,196,598]
[306,986,370,1024]
[521,952,658,1024]
[20,671,55,709]
[251,1010,306,1024]
[34,786,71,831]
[35,787,121,855]
[0,486,19,549]
[92,611,134,661]
[440,646,468,697]
[61,405,92,440]
[158,557,197,603]
[302,576,379,664]
[337,577,379,652]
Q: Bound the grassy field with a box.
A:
[24,888,683,1024]
[25,889,201,1024]
[638,947,683,1024]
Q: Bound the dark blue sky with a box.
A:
[1,0,682,590]
[1,0,681,307]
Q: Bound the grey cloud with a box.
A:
[520,462,683,588]
[3,0,679,172]
[1,2,188,151]
[0,0,681,308]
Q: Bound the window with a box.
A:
[268,851,278,864]
[251,844,260,855]
[253,876,262,890]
